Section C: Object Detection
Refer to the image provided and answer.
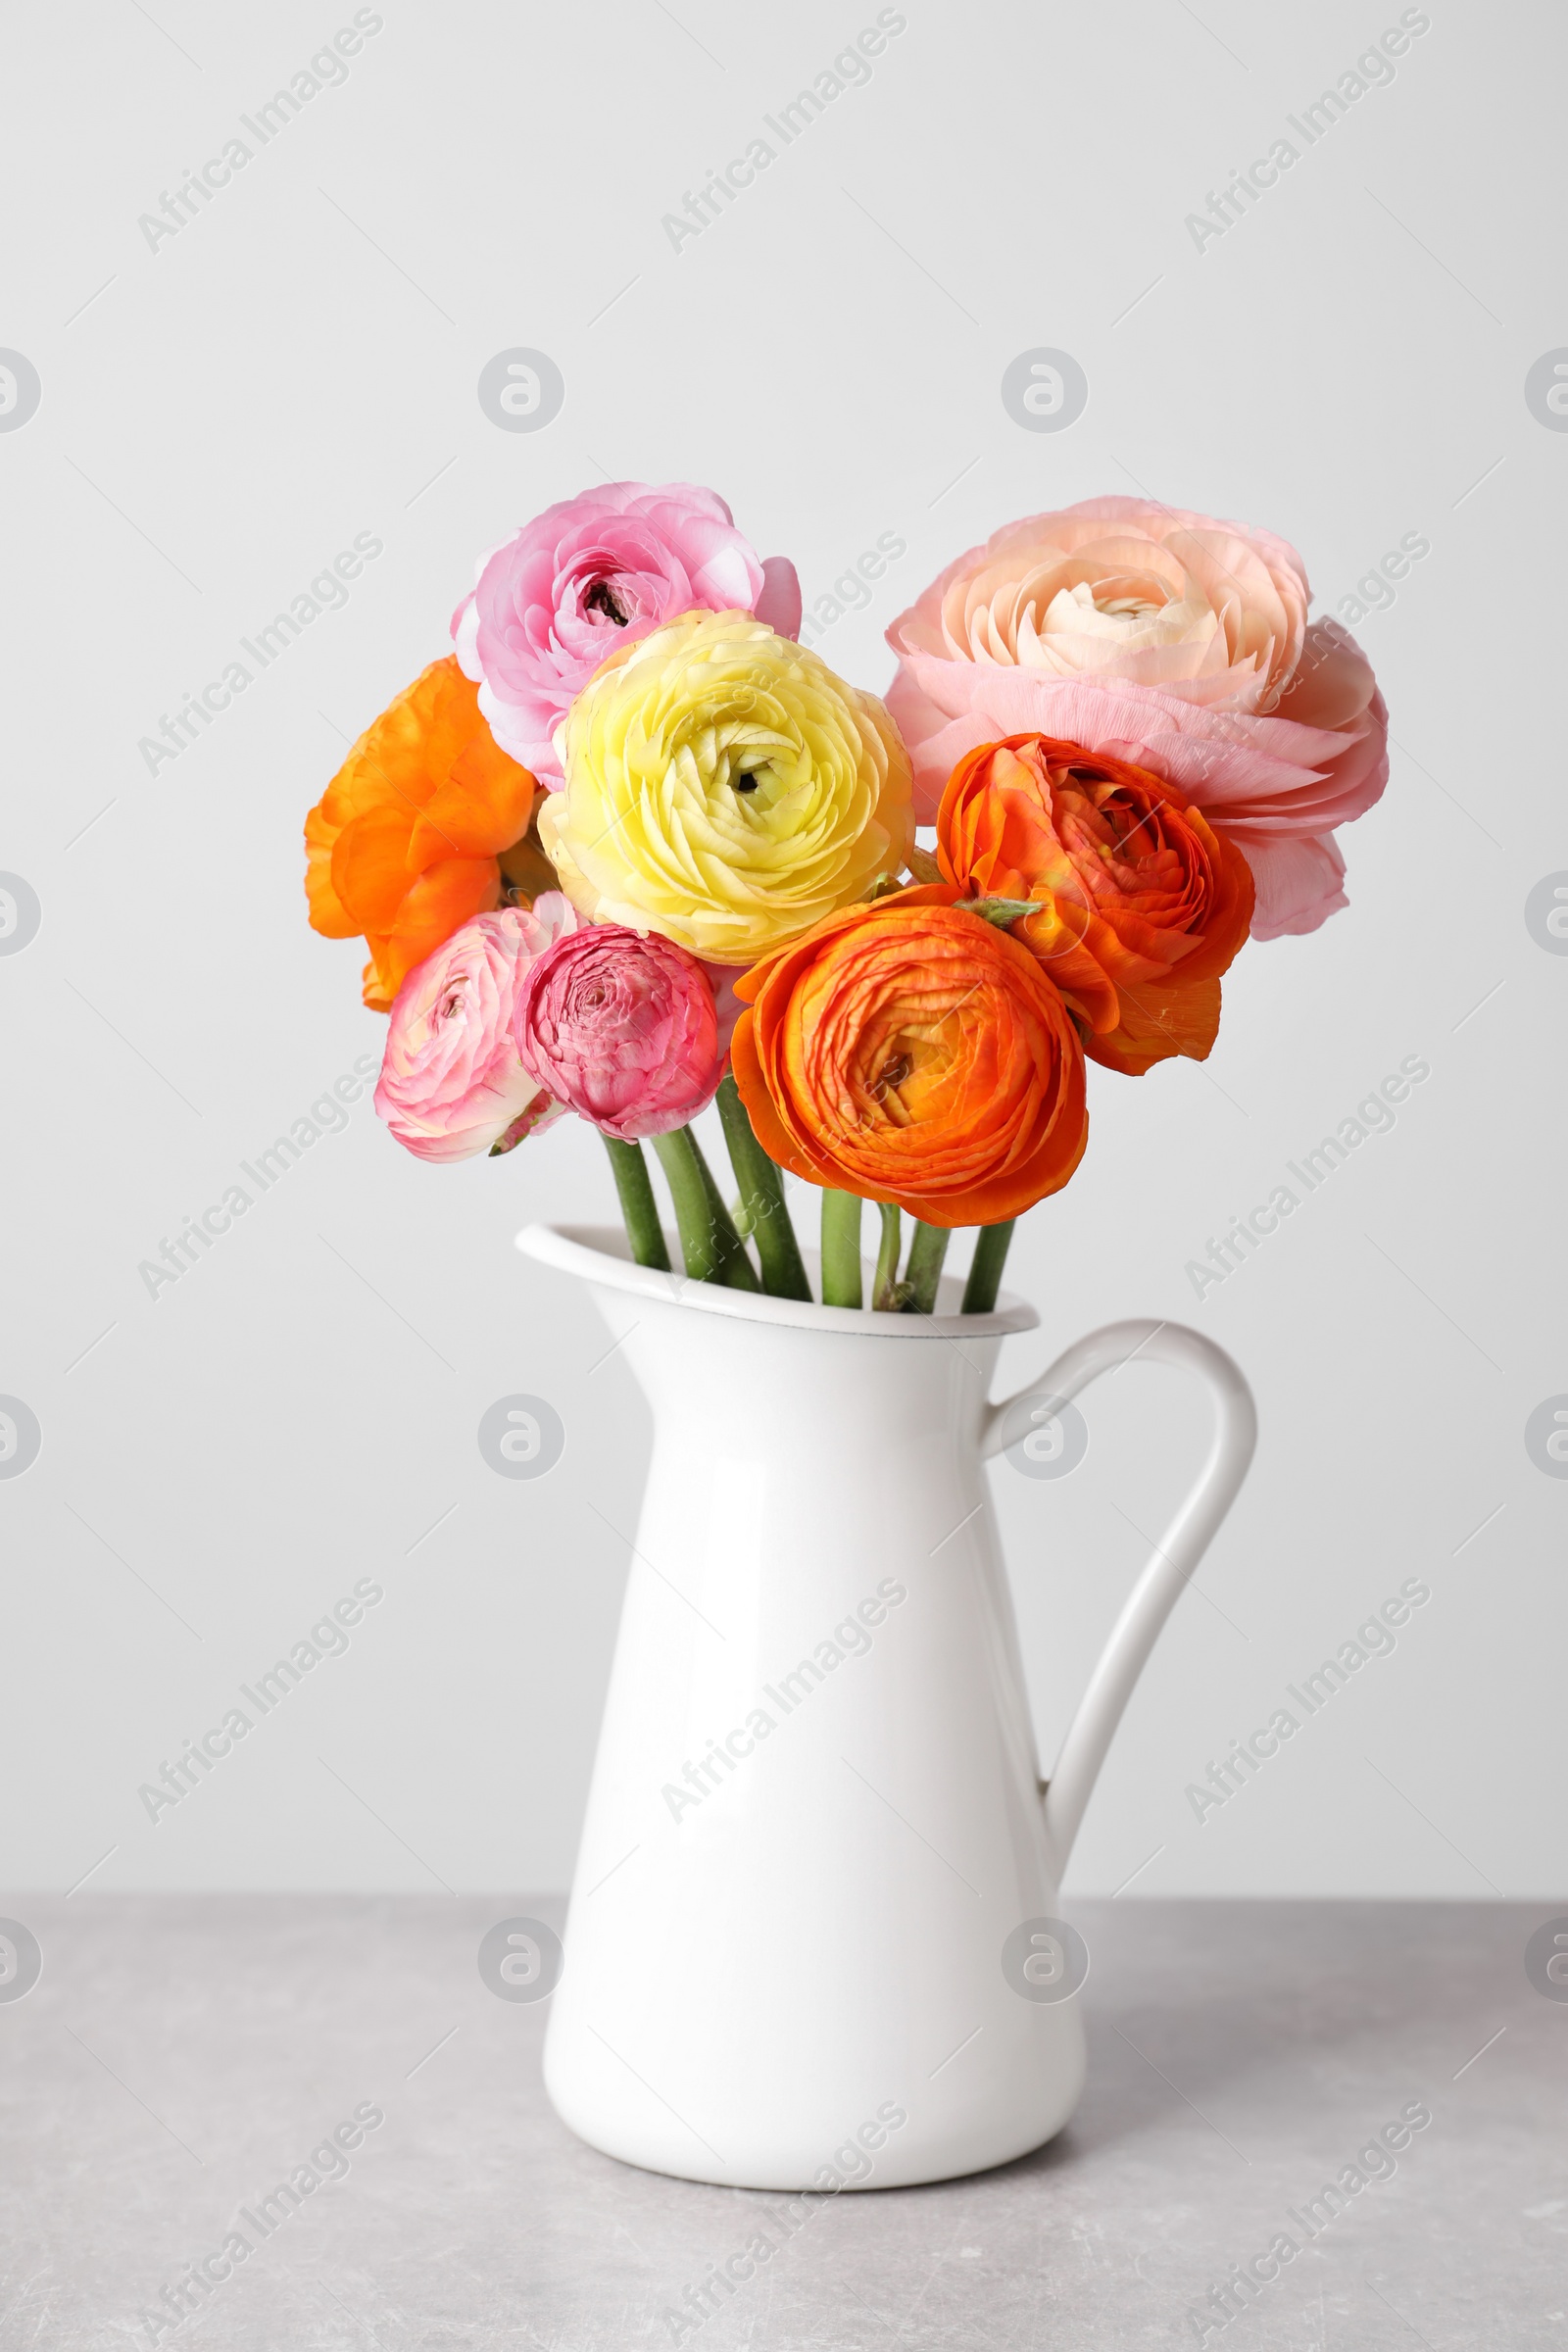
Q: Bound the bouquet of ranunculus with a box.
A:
[304,485,1387,1312]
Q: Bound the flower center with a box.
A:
[583,580,630,626]
[728,756,770,795]
[1056,780,1182,904]
[1095,593,1163,618]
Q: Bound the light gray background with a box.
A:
[3,0,1560,1901]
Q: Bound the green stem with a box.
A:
[820,1191,863,1309]
[651,1130,715,1280]
[961,1220,1016,1314]
[687,1126,761,1291]
[651,1128,759,1288]
[602,1137,670,1271]
[715,1074,810,1300]
[872,1202,906,1312]
[903,1221,952,1317]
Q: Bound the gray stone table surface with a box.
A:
[0,1896,1563,2349]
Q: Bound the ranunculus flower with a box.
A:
[514,925,722,1142]
[937,735,1254,1075]
[730,888,1088,1228]
[374,897,575,1162]
[451,481,803,785]
[305,657,538,1011]
[539,611,914,965]
[885,497,1388,940]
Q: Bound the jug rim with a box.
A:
[516,1222,1040,1340]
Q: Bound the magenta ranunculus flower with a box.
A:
[375,896,576,1162]
[451,481,803,785]
[514,925,723,1143]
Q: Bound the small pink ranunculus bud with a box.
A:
[514,925,723,1142]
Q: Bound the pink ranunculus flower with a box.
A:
[514,925,723,1143]
[374,896,577,1162]
[885,496,1388,939]
[700,961,745,1062]
[451,481,803,786]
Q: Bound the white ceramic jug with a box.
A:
[517,1223,1256,2191]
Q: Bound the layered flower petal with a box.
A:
[1230,830,1348,939]
[892,497,1309,711]
[374,896,576,1162]
[451,481,802,783]
[731,888,1088,1227]
[539,610,914,965]
[514,926,723,1142]
[886,500,1388,936]
[304,657,539,1011]
[936,735,1253,1074]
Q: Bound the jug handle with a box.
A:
[980,1318,1256,1883]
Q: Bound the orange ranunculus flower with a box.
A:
[936,734,1254,1076]
[731,887,1088,1228]
[305,657,538,1011]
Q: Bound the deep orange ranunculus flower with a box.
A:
[305,657,538,1011]
[936,735,1254,1076]
[731,887,1088,1228]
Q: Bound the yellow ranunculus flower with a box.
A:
[536,611,914,965]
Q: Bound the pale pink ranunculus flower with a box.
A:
[451,481,803,786]
[374,896,576,1162]
[885,496,1388,939]
[514,925,723,1143]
